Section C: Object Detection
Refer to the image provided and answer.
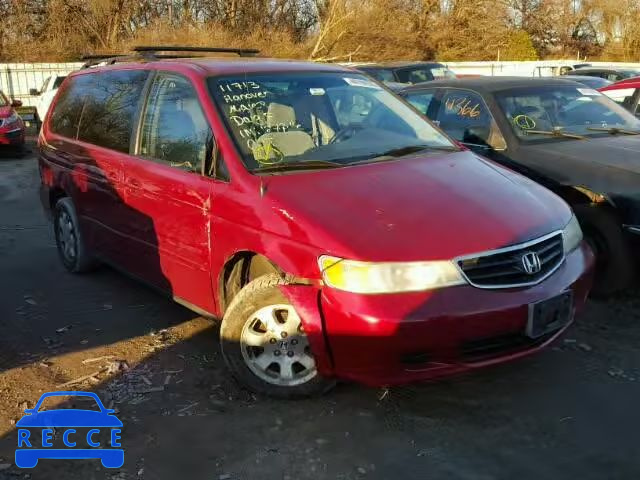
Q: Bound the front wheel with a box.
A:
[220,274,335,398]
[574,204,635,296]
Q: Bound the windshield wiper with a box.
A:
[525,127,586,140]
[586,126,640,135]
[349,144,454,165]
[253,160,343,174]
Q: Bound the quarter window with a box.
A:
[77,70,149,153]
[436,89,506,149]
[140,74,212,174]
[49,74,93,139]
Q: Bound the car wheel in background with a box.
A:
[53,197,97,273]
[574,204,635,296]
[220,274,335,398]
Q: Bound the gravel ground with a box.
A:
[0,146,639,479]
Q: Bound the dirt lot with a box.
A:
[0,146,639,480]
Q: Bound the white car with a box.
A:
[30,75,67,123]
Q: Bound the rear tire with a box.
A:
[53,197,97,273]
[220,274,335,398]
[574,204,634,296]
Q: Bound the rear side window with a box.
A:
[49,75,93,138]
[78,70,149,153]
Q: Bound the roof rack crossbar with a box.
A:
[133,46,260,57]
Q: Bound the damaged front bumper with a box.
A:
[280,243,595,387]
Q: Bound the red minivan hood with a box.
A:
[265,151,571,262]
[0,106,13,118]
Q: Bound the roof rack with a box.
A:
[133,46,260,57]
[80,45,260,69]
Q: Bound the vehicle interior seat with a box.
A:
[289,91,337,146]
[252,102,315,162]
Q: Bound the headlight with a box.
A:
[4,112,19,125]
[562,214,583,254]
[318,255,466,294]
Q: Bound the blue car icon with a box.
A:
[15,391,123,468]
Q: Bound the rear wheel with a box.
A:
[220,274,335,398]
[574,204,634,296]
[53,198,97,273]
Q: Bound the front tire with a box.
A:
[220,274,335,398]
[574,204,634,296]
[53,197,97,273]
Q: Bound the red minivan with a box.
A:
[39,48,594,397]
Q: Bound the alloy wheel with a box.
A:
[240,304,317,387]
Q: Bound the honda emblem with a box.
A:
[521,252,542,275]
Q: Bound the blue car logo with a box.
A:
[15,391,123,468]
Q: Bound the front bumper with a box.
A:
[0,126,25,145]
[282,243,594,387]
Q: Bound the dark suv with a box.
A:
[351,61,456,84]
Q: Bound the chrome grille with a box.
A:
[457,232,564,288]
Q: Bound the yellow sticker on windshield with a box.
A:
[252,139,285,165]
[513,115,536,130]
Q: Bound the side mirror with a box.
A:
[11,100,22,108]
[29,88,40,96]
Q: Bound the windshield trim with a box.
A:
[207,71,458,175]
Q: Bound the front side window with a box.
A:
[140,74,212,174]
[208,72,455,173]
[602,87,638,112]
[496,85,640,141]
[78,70,149,153]
[435,89,506,149]
[404,91,436,116]
[53,76,67,89]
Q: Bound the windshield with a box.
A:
[496,85,640,141]
[396,65,456,84]
[208,72,455,172]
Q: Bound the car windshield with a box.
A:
[495,85,640,141]
[208,72,455,172]
[396,65,456,84]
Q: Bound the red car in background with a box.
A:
[0,90,25,152]
[600,77,640,117]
